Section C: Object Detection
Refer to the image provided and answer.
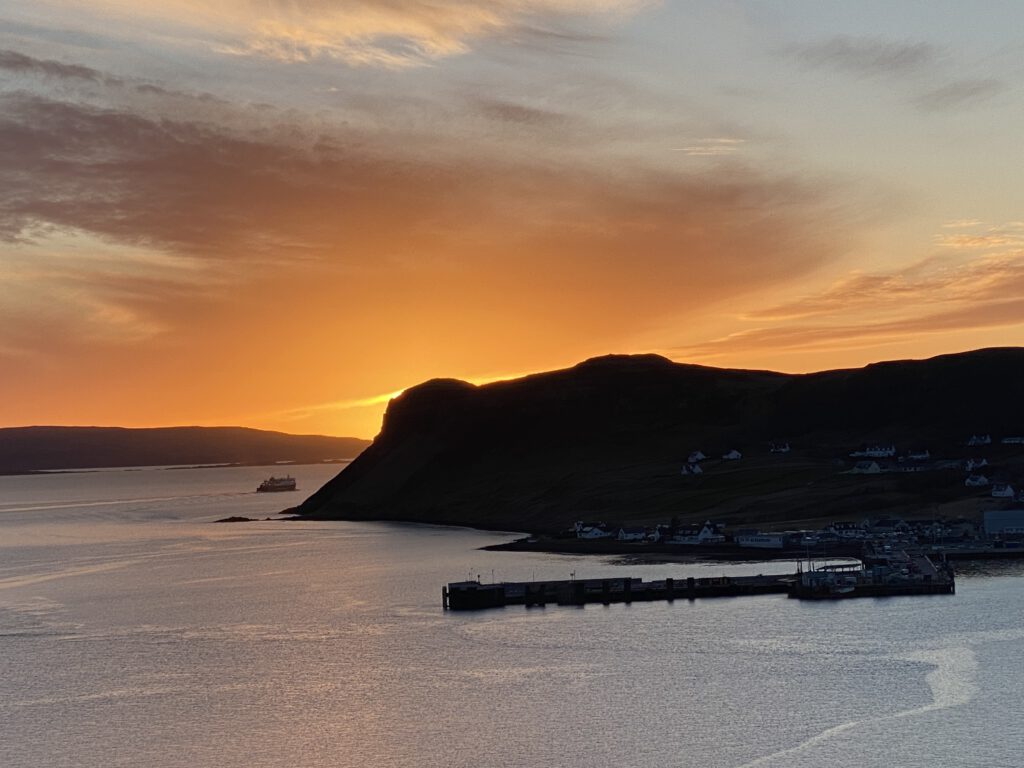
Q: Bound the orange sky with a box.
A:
[1,2,1023,438]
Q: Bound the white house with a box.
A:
[648,525,671,543]
[735,532,786,549]
[722,449,742,461]
[575,521,613,539]
[680,463,704,476]
[851,461,882,474]
[617,526,647,541]
[965,474,990,488]
[992,484,1016,499]
[688,450,707,463]
[967,434,992,447]
[850,444,895,458]
[671,521,725,545]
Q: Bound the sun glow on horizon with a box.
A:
[1,2,1022,438]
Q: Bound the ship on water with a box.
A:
[256,475,297,493]
[790,550,955,599]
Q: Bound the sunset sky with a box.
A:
[2,1,1022,438]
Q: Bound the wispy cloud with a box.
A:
[671,138,745,157]
[267,389,409,423]
[52,0,652,67]
[0,49,845,365]
[790,36,941,77]
[787,35,1006,113]
[936,221,1024,250]
[676,224,1024,360]
[913,78,1006,112]
[0,48,112,82]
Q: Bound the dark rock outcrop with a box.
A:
[294,348,1024,532]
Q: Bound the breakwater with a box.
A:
[444,553,956,610]
[443,574,790,611]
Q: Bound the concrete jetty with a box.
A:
[443,553,955,611]
[443,574,791,611]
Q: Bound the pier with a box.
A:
[443,574,791,611]
[443,553,955,611]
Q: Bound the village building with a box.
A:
[851,460,882,474]
[1001,436,1024,445]
[670,521,725,545]
[909,519,947,539]
[769,441,790,453]
[574,521,613,539]
[721,449,742,461]
[735,532,787,549]
[983,510,1024,537]
[991,483,1016,499]
[868,517,910,535]
[687,450,706,463]
[680,463,703,476]
[965,458,989,471]
[850,444,896,458]
[617,526,647,542]
[965,474,990,487]
[647,525,672,543]
[946,519,980,539]
[967,434,992,447]
[826,521,867,539]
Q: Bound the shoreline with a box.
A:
[0,459,354,477]
[482,536,863,561]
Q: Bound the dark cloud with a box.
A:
[0,50,852,360]
[472,97,569,127]
[913,78,1006,111]
[0,49,117,84]
[790,36,941,77]
[0,86,838,279]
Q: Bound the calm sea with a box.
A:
[1,464,1022,767]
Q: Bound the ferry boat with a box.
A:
[789,551,954,599]
[256,475,297,493]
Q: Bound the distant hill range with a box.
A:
[293,348,1024,533]
[0,426,370,473]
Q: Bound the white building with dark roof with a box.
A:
[992,483,1016,499]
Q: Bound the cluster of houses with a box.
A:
[680,444,770,476]
[573,515,1008,549]
[676,435,1023,494]
[574,520,726,544]
[842,435,1024,500]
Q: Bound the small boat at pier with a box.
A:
[257,475,297,493]
[789,551,954,599]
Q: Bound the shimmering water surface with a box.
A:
[2,464,1022,767]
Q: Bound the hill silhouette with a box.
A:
[0,426,369,473]
[293,348,1024,532]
